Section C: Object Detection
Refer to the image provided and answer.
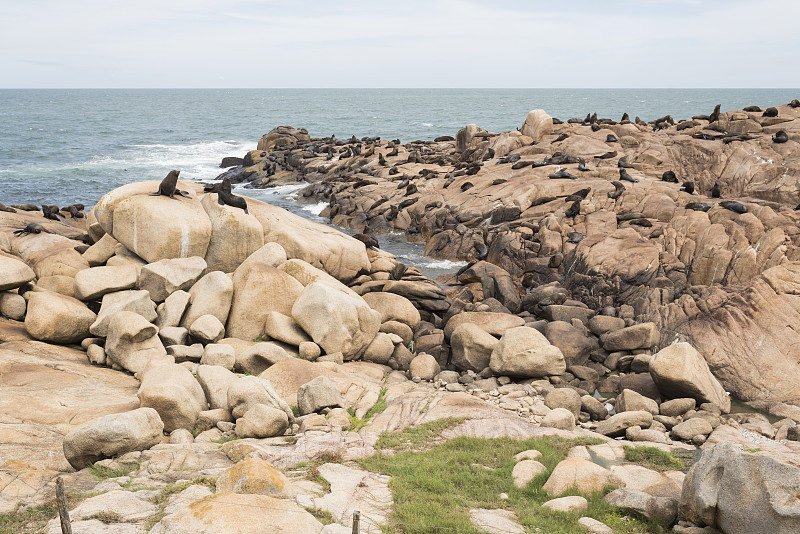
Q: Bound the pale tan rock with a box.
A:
[73,265,138,301]
[180,270,234,327]
[542,495,588,513]
[0,291,26,321]
[34,275,75,297]
[362,291,421,329]
[444,311,525,339]
[617,388,660,415]
[200,343,236,370]
[105,311,169,374]
[450,323,498,372]
[200,193,264,273]
[298,376,342,415]
[512,460,547,488]
[25,291,96,344]
[542,458,622,495]
[409,353,440,380]
[90,289,157,337]
[362,332,395,365]
[0,254,35,291]
[189,314,225,344]
[650,342,730,413]
[235,403,289,438]
[196,364,238,411]
[138,363,207,432]
[235,342,288,374]
[263,311,311,346]
[82,233,119,266]
[521,109,554,142]
[216,456,289,496]
[489,326,566,377]
[139,256,207,302]
[541,407,576,430]
[227,375,293,421]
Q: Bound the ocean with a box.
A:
[1,88,797,275]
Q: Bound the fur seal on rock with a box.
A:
[41,205,61,221]
[512,160,533,170]
[150,170,190,199]
[0,203,16,213]
[564,200,581,219]
[608,181,625,200]
[549,168,577,180]
[661,170,679,183]
[709,104,721,123]
[216,178,249,214]
[762,107,778,117]
[743,106,762,112]
[353,233,379,250]
[565,188,591,202]
[680,181,695,194]
[618,156,634,169]
[606,134,618,143]
[594,151,617,160]
[773,130,789,143]
[567,232,584,244]
[13,222,44,237]
[619,169,638,183]
[720,200,747,214]
[685,201,713,212]
[551,133,568,143]
[790,99,800,108]
[577,158,589,172]
[711,182,721,198]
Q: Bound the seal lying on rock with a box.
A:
[13,222,44,236]
[42,205,61,221]
[720,200,747,214]
[150,170,191,199]
[686,202,713,212]
[762,107,778,117]
[773,130,789,144]
[661,170,679,183]
[549,169,577,180]
[353,233,379,250]
[680,181,695,194]
[594,151,617,160]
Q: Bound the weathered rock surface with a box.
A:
[25,291,96,344]
[489,326,566,377]
[650,342,731,413]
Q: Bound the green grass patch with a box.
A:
[212,434,240,445]
[357,434,670,534]
[0,489,104,533]
[87,511,124,524]
[348,387,389,431]
[87,461,140,480]
[144,476,217,530]
[305,507,335,525]
[291,405,301,418]
[373,417,466,451]
[623,445,683,471]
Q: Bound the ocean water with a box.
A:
[1,88,797,275]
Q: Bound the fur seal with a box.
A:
[619,169,638,183]
[680,181,695,194]
[548,154,578,165]
[41,205,61,221]
[577,158,590,172]
[566,232,584,244]
[711,182,721,198]
[497,154,521,165]
[492,179,508,186]
[628,218,653,227]
[460,182,474,191]
[353,233,379,250]
[720,200,747,214]
[379,153,388,166]
[773,130,789,144]
[743,106,762,112]
[790,99,800,108]
[549,169,577,180]
[13,222,44,236]
[608,181,625,200]
[150,170,190,199]
[565,188,591,202]
[606,134,618,143]
[551,133,568,144]
[0,203,16,213]
[512,160,533,170]
[564,200,581,218]
[594,151,617,160]
[216,178,248,214]
[621,113,630,122]
[64,205,84,219]
[709,104,721,123]
[685,201,713,212]
[662,170,679,183]
[762,107,778,117]
[618,156,634,169]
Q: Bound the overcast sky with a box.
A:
[1,0,798,88]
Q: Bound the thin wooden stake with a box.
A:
[352,510,360,534]
[55,476,72,534]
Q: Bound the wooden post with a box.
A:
[351,510,360,534]
[55,476,72,534]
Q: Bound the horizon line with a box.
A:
[1,87,799,91]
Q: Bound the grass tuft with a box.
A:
[87,461,140,480]
[623,445,683,471]
[348,387,389,431]
[373,417,465,451]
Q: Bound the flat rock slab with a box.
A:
[312,463,391,534]
[469,508,525,534]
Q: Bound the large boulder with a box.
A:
[180,270,234,328]
[297,376,343,415]
[235,342,289,375]
[520,109,554,142]
[680,442,800,534]
[73,265,138,301]
[650,342,731,413]
[92,180,212,263]
[235,403,289,439]
[600,322,660,351]
[196,364,238,411]
[362,292,421,329]
[90,289,158,337]
[24,292,96,344]
[62,407,164,470]
[105,311,170,374]
[249,200,370,282]
[444,311,525,339]
[227,260,304,341]
[215,457,289,496]
[543,321,597,367]
[200,193,264,273]
[227,375,293,421]
[138,256,207,302]
[450,323,498,372]
[489,326,566,378]
[0,254,35,290]
[137,363,207,432]
[292,282,380,360]
[542,458,622,496]
[595,411,653,438]
[605,488,678,524]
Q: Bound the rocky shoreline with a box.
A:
[1,100,799,533]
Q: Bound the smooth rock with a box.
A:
[138,256,207,302]
[650,342,731,413]
[489,326,566,378]
[25,291,96,344]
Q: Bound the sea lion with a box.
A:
[216,178,249,214]
[711,182,721,198]
[720,200,747,214]
[150,170,190,199]
[353,233,379,250]
[621,113,630,122]
[577,158,590,172]
[619,169,638,183]
[594,151,617,160]
[566,232,584,244]
[13,222,44,236]
[606,134,618,143]
[565,188,591,202]
[790,99,800,108]
[680,181,695,194]
[42,205,61,220]
[662,170,679,183]
[709,104,721,123]
[773,130,789,144]
[551,133,568,143]
[685,202,713,212]
[743,106,762,112]
[512,160,533,170]
[564,200,581,218]
[762,107,778,117]
[549,169,577,180]
[0,203,16,213]
[608,181,625,200]
[618,156,634,169]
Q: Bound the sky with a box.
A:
[1,0,798,88]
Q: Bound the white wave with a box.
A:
[301,201,328,216]
[421,122,434,127]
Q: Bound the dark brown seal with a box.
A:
[216,177,249,214]
[150,170,190,199]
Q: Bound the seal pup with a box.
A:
[711,182,721,198]
[773,130,788,144]
[549,168,577,180]
[619,169,638,183]
[680,181,695,194]
[662,170,679,183]
[13,222,44,237]
[720,200,747,214]
[150,170,190,199]
[608,181,625,200]
[216,178,249,214]
[762,107,778,117]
